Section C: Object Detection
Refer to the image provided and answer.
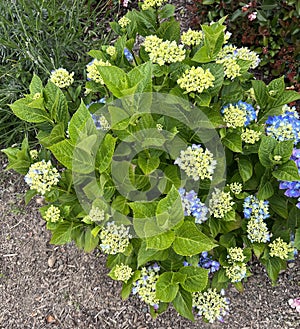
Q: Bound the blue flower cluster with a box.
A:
[279,148,300,207]
[243,195,270,220]
[179,188,209,224]
[221,100,257,127]
[183,251,220,273]
[265,105,300,144]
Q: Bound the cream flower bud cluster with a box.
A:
[225,263,247,283]
[174,144,217,181]
[24,160,60,195]
[143,35,185,66]
[227,247,246,263]
[177,66,215,93]
[50,68,74,88]
[228,182,243,194]
[89,205,107,222]
[118,16,131,28]
[209,188,234,218]
[30,150,38,160]
[222,104,246,128]
[100,221,131,255]
[106,46,116,56]
[86,59,111,84]
[181,28,203,46]
[44,205,60,223]
[114,264,133,282]
[269,237,294,260]
[141,0,167,10]
[241,128,262,144]
[193,288,230,323]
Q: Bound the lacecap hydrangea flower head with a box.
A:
[221,101,257,128]
[265,104,300,144]
[50,68,74,88]
[44,205,61,223]
[86,59,111,84]
[141,0,167,10]
[132,263,160,310]
[183,251,220,273]
[175,144,216,181]
[24,160,60,195]
[268,237,294,260]
[208,188,234,218]
[181,28,203,46]
[114,264,133,282]
[193,288,230,323]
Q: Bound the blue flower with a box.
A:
[124,48,134,61]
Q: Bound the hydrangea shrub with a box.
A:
[3,0,300,324]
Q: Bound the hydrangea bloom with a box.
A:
[143,35,185,66]
[221,101,257,128]
[89,205,107,222]
[227,247,246,263]
[279,148,300,203]
[174,144,217,181]
[216,45,260,79]
[106,46,116,56]
[269,237,294,260]
[181,29,203,46]
[141,0,167,10]
[241,128,262,144]
[209,188,234,218]
[247,217,272,243]
[114,264,133,282]
[99,222,131,254]
[265,105,300,144]
[44,205,60,223]
[86,59,111,84]
[118,16,131,28]
[25,160,60,195]
[243,195,270,220]
[193,288,230,323]
[225,263,247,282]
[228,182,243,194]
[132,264,160,309]
[50,68,74,88]
[183,251,220,273]
[178,188,209,224]
[29,150,38,160]
[177,66,215,93]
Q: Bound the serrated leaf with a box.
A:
[222,132,242,153]
[48,139,74,169]
[156,272,183,302]
[272,160,300,181]
[172,288,194,321]
[173,221,217,256]
[146,230,175,250]
[50,221,82,245]
[258,135,277,167]
[96,134,117,173]
[137,241,169,267]
[237,157,253,182]
[179,266,209,292]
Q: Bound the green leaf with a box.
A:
[156,19,180,42]
[138,153,160,175]
[262,256,284,284]
[294,228,300,249]
[96,134,117,173]
[222,132,242,153]
[24,189,38,205]
[10,98,51,123]
[272,160,300,181]
[273,141,294,163]
[237,157,253,182]
[97,66,129,98]
[146,230,175,250]
[50,221,81,245]
[252,80,268,109]
[156,272,186,302]
[127,62,152,93]
[156,185,184,231]
[82,227,99,252]
[44,81,69,125]
[272,90,300,108]
[173,221,217,256]
[121,270,141,299]
[29,74,43,94]
[257,171,274,200]
[137,241,169,267]
[159,4,176,19]
[252,242,265,259]
[172,288,194,321]
[68,100,96,142]
[258,135,277,167]
[179,267,209,292]
[269,195,288,219]
[48,139,74,169]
